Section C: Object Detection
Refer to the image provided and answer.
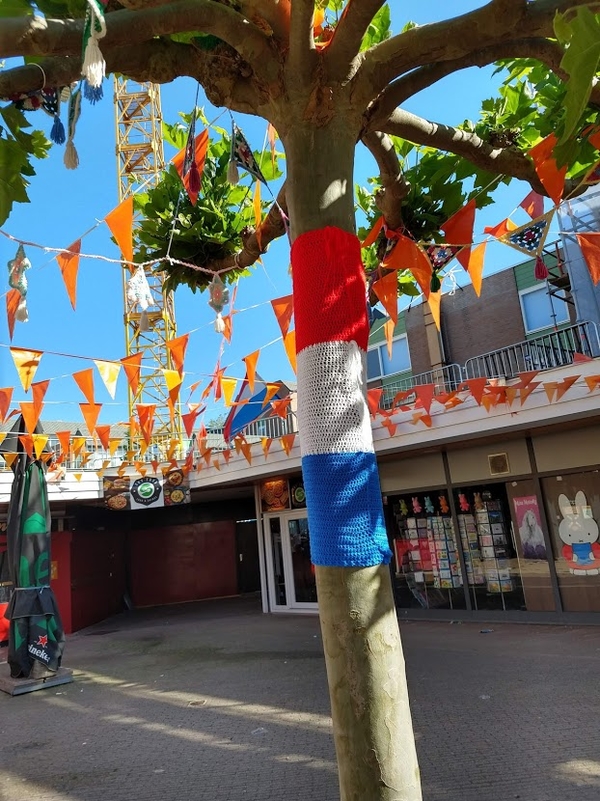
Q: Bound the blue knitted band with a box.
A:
[301,451,392,567]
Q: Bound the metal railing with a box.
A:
[464,321,600,380]
[381,364,463,409]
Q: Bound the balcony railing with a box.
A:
[381,364,464,410]
[463,321,600,380]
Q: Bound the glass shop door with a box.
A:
[265,512,318,611]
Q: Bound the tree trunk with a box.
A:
[283,120,422,801]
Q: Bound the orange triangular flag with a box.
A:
[381,418,398,437]
[221,377,238,408]
[80,403,102,436]
[94,360,121,399]
[555,375,579,400]
[283,330,297,374]
[584,375,600,392]
[519,384,539,405]
[167,334,189,375]
[3,452,18,470]
[483,219,516,238]
[19,402,41,434]
[280,433,296,456]
[544,382,558,402]
[480,394,494,412]
[0,387,13,423]
[72,436,86,456]
[181,408,200,438]
[73,368,95,405]
[505,386,519,407]
[32,434,49,460]
[6,289,21,341]
[11,347,43,392]
[520,190,544,220]
[362,216,384,248]
[213,366,225,401]
[121,352,143,397]
[528,135,566,206]
[253,180,262,252]
[19,434,34,458]
[240,440,253,464]
[172,129,209,205]
[461,378,488,405]
[212,458,221,471]
[576,233,600,285]
[271,295,294,339]
[96,425,111,450]
[163,369,183,392]
[108,438,121,456]
[467,241,486,297]
[415,384,436,414]
[271,397,290,420]
[136,403,156,444]
[222,448,231,463]
[383,234,432,297]
[222,313,233,344]
[31,379,49,419]
[261,437,272,459]
[262,383,281,408]
[428,290,441,331]
[55,430,71,456]
[367,388,383,417]
[517,370,540,388]
[372,272,398,325]
[73,473,83,482]
[56,239,81,310]
[383,318,395,359]
[243,351,259,393]
[105,196,134,265]
[441,199,476,270]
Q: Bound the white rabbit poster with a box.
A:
[557,491,600,575]
[513,496,547,559]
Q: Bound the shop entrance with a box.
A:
[264,512,317,611]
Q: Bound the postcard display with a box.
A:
[458,500,513,594]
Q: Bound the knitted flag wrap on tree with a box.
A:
[227,123,267,186]
[82,0,108,94]
[291,226,392,567]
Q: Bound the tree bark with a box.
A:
[283,119,422,801]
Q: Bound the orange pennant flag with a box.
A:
[383,234,432,297]
[271,397,290,420]
[362,216,384,248]
[441,199,476,270]
[73,368,95,405]
[520,190,544,220]
[94,360,121,399]
[516,371,540,388]
[202,448,213,466]
[108,438,122,456]
[222,313,233,344]
[32,379,49,420]
[55,430,71,456]
[253,180,262,252]
[6,289,21,341]
[461,378,488,405]
[3,452,18,470]
[383,318,395,359]
[172,129,209,206]
[72,436,86,456]
[415,384,436,414]
[19,434,34,459]
[163,369,183,393]
[367,388,383,417]
[0,387,14,423]
[19,402,41,434]
[381,418,398,437]
[181,408,202,439]
[555,375,579,400]
[221,377,238,408]
[243,351,259,393]
[56,239,81,310]
[584,375,600,392]
[121,352,143,397]
[261,437,272,459]
[212,458,221,471]
[271,295,294,339]
[428,290,441,331]
[505,386,519,407]
[467,241,486,297]
[11,347,43,392]
[576,233,600,285]
[480,394,494,412]
[280,433,296,456]
[543,382,558,402]
[96,424,111,450]
[262,383,281,408]
[483,219,516,238]
[519,384,540,405]
[372,272,398,325]
[283,330,297,374]
[105,196,134,265]
[136,404,156,444]
[528,135,566,206]
[222,448,231,463]
[32,434,49,460]
[80,403,102,436]
[167,334,189,375]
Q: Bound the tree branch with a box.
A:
[326,0,386,81]
[0,1,278,83]
[354,0,595,104]
[379,108,585,198]
[361,131,409,230]
[286,0,316,91]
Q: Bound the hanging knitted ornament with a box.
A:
[81,0,107,91]
[127,265,154,334]
[208,274,230,333]
[228,122,267,185]
[8,244,31,323]
[64,87,82,169]
[534,255,549,280]
[39,88,65,145]
[430,271,441,293]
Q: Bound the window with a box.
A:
[367,336,411,380]
[519,286,569,334]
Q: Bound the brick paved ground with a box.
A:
[1,597,599,801]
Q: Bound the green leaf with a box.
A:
[0,0,34,17]
[554,8,600,145]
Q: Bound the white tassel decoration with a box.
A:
[64,139,79,170]
[82,36,105,88]
[16,297,28,323]
[139,310,150,332]
[214,312,226,334]
[227,159,239,185]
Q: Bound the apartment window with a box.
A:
[367,336,411,380]
[519,285,569,334]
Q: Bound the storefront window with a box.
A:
[268,517,287,606]
[454,486,526,611]
[541,470,600,612]
[387,494,466,610]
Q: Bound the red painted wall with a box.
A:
[51,530,73,634]
[129,521,238,607]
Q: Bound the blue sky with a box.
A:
[0,1,551,426]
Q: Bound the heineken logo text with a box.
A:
[28,644,50,663]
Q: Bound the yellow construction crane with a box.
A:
[113,79,182,445]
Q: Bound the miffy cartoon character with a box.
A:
[424,496,435,514]
[473,492,484,511]
[558,491,600,575]
[412,496,422,514]
[458,493,470,512]
[399,499,408,517]
[439,495,450,514]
